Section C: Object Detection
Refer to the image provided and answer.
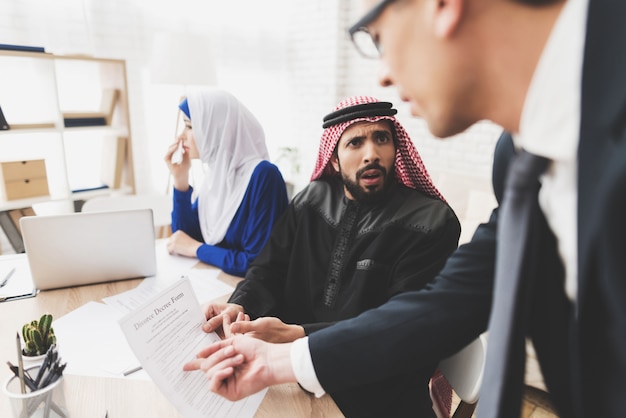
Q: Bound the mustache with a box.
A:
[356,163,387,179]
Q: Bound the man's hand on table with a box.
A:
[230,317,306,343]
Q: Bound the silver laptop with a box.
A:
[20,208,157,290]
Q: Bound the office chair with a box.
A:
[431,333,488,418]
[81,194,173,238]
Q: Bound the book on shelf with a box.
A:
[0,44,45,53]
[63,117,107,127]
[100,136,127,189]
[63,88,119,127]
[0,105,9,130]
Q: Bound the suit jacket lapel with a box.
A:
[577,0,626,314]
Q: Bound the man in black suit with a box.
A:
[184,0,626,416]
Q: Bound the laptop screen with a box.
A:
[20,208,157,290]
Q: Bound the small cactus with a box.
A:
[21,313,56,356]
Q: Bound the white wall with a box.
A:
[0,0,502,253]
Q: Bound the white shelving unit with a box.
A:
[0,50,136,212]
[0,49,136,253]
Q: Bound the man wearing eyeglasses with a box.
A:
[184,0,626,417]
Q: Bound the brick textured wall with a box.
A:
[0,0,501,253]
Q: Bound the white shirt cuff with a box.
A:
[290,336,326,398]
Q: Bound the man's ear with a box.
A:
[434,0,464,39]
[330,152,340,172]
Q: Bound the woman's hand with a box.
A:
[164,139,191,191]
[166,230,202,258]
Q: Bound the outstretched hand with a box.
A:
[182,335,296,401]
[230,317,305,343]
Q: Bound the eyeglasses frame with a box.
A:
[348,0,398,58]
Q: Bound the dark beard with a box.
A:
[340,162,394,204]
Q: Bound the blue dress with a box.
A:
[171,161,289,277]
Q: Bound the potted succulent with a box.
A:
[21,313,57,361]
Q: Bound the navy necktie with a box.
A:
[478,150,550,418]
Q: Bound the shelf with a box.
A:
[0,126,60,136]
[0,49,53,59]
[71,185,133,200]
[0,185,133,212]
[0,50,136,216]
[0,194,65,212]
[7,122,57,130]
[61,125,129,136]
[0,125,129,139]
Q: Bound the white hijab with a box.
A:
[187,90,269,245]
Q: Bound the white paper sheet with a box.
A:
[0,254,37,301]
[153,239,234,299]
[187,269,234,301]
[103,239,233,314]
[154,238,199,279]
[53,301,149,380]
[102,278,166,314]
[119,278,266,418]
[103,270,233,315]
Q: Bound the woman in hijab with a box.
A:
[164,89,289,277]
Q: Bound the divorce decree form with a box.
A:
[119,277,266,418]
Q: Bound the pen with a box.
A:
[6,361,36,391]
[34,345,55,387]
[0,267,15,287]
[122,365,142,376]
[16,332,26,394]
[40,361,65,388]
[39,364,57,388]
[48,363,66,385]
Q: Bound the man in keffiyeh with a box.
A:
[196,96,460,417]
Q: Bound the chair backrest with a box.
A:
[440,333,487,404]
[81,194,172,237]
[432,333,488,418]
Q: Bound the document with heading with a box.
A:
[119,277,267,418]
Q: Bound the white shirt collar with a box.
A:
[516,0,588,162]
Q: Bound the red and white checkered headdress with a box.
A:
[311,96,445,201]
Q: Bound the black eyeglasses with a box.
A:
[348,0,398,59]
